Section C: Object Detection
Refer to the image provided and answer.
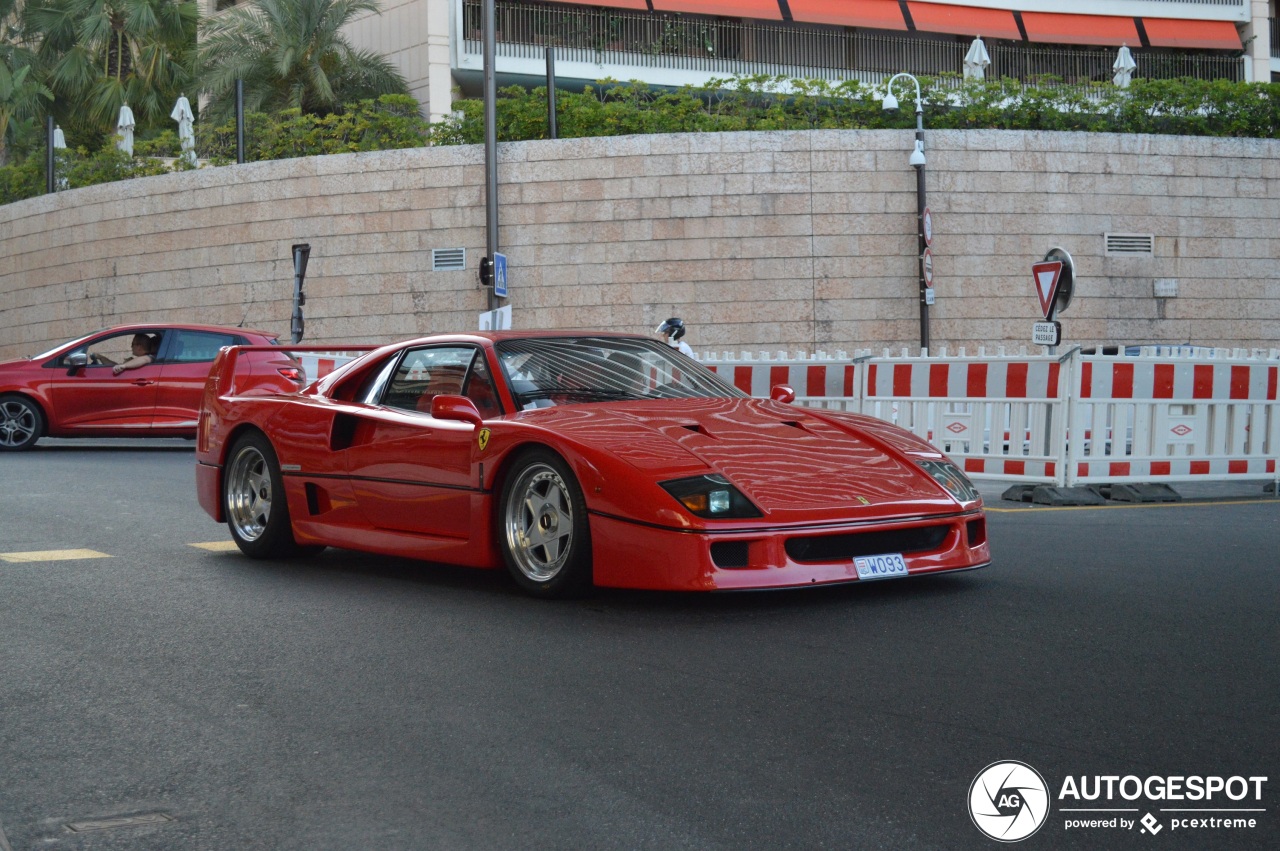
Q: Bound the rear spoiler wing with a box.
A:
[209,344,380,397]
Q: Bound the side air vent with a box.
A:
[1104,233,1154,256]
[432,248,466,271]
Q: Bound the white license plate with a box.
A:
[854,553,908,580]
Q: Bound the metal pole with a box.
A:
[483,0,498,311]
[546,47,557,140]
[914,103,929,353]
[45,116,55,194]
[235,79,246,164]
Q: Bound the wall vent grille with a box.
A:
[1105,233,1154,255]
[432,248,466,271]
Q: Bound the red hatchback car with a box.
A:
[0,323,286,451]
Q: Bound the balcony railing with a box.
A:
[463,1,1244,86]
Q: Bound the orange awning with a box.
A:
[786,0,907,31]
[1142,18,1241,50]
[1021,12,1139,47]
[552,0,651,10]
[650,0,784,19]
[905,2,1020,41]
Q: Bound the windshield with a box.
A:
[495,337,742,409]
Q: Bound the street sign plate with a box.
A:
[924,287,936,305]
[1031,260,1063,319]
[922,248,934,286]
[1032,321,1062,347]
[493,252,508,298]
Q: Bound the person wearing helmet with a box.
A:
[655,317,693,357]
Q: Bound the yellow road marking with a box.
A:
[986,498,1280,513]
[189,541,240,552]
[0,548,111,563]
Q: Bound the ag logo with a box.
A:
[968,761,1050,842]
[477,428,491,451]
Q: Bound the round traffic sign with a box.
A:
[922,248,934,286]
[922,207,933,247]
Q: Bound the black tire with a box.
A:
[222,431,319,558]
[498,449,594,598]
[0,394,44,451]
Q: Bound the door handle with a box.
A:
[132,379,155,386]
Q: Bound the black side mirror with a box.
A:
[66,352,88,375]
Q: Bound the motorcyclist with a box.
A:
[655,317,693,357]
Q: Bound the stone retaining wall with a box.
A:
[2,129,1277,361]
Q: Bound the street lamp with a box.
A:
[882,72,930,352]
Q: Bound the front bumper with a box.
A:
[589,510,989,591]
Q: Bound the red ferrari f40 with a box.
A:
[195,332,990,596]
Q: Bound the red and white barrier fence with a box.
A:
[699,346,1280,488]
[295,351,366,384]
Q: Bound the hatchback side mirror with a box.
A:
[431,394,483,426]
[66,352,89,375]
[770,384,796,404]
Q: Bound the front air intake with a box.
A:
[785,525,949,563]
[710,540,751,568]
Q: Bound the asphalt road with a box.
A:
[1,441,1277,850]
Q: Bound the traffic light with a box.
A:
[478,255,493,288]
[291,243,310,344]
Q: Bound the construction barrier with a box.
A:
[699,347,1280,488]
[296,351,365,384]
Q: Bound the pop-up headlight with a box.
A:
[659,474,762,519]
[917,459,980,504]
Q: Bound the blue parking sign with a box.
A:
[493,252,508,298]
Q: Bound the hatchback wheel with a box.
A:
[0,395,43,451]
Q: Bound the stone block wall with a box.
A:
[2,129,1278,361]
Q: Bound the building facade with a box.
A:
[201,0,1279,122]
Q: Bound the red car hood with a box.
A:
[518,398,957,517]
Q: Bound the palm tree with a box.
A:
[198,0,409,123]
[1,0,53,164]
[22,0,196,143]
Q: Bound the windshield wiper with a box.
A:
[518,388,646,402]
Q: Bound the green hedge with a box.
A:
[3,80,1277,206]
[440,76,1280,142]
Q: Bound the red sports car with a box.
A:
[0,323,289,451]
[196,332,990,596]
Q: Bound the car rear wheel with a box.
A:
[224,432,319,558]
[500,449,593,597]
[0,395,43,451]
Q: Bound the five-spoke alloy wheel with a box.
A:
[224,431,315,558]
[500,449,592,597]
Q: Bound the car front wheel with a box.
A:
[0,395,43,451]
[499,449,593,598]
[223,432,317,558]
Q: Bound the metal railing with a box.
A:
[463,1,1244,86]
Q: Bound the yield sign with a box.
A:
[1031,260,1064,319]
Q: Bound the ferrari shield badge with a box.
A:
[477,428,491,451]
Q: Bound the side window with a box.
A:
[64,331,162,368]
[381,347,476,415]
[354,356,400,406]
[165,330,241,363]
[464,355,502,418]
